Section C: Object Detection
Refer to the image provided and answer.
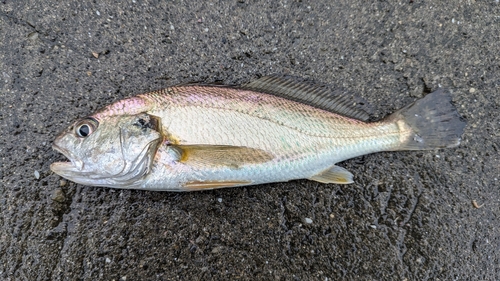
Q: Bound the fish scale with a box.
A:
[145,86,386,140]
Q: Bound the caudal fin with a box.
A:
[389,88,466,150]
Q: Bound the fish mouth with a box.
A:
[50,144,84,173]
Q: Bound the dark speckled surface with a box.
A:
[1,1,499,280]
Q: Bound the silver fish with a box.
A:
[50,76,466,191]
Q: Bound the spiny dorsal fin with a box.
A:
[242,75,372,121]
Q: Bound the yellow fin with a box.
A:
[183,180,252,191]
[174,145,274,168]
[309,165,354,184]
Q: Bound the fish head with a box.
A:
[50,113,162,188]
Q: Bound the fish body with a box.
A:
[51,76,465,191]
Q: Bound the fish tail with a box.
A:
[388,88,466,150]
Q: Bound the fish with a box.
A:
[50,75,466,191]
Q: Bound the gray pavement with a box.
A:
[1,1,499,280]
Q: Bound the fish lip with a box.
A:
[51,144,84,172]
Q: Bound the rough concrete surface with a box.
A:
[1,0,499,280]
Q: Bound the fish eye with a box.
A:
[75,118,99,138]
[77,124,91,137]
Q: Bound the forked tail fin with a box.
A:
[388,88,466,150]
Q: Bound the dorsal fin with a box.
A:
[241,75,372,121]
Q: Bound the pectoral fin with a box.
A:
[183,180,252,191]
[309,165,354,184]
[172,145,274,168]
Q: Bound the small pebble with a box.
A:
[51,188,66,203]
[195,236,204,244]
[105,257,111,263]
[28,31,38,40]
[59,179,67,187]
[34,170,40,179]
[304,218,313,224]
[469,88,476,93]
[211,246,223,253]
[217,198,222,203]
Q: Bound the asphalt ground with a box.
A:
[1,1,499,280]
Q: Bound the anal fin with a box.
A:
[309,165,354,184]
